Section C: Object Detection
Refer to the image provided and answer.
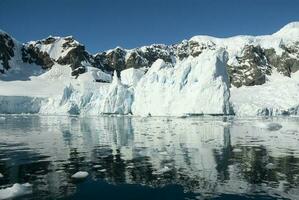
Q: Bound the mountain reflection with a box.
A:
[0,115,299,199]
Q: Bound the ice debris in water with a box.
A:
[71,171,89,179]
[93,165,102,169]
[0,183,32,200]
[255,122,283,131]
[153,166,171,175]
[232,148,242,153]
[0,173,3,178]
[0,117,5,121]
[266,163,276,169]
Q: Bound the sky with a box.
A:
[0,0,299,53]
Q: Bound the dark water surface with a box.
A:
[0,115,299,199]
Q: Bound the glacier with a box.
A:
[1,22,299,116]
[132,49,232,116]
[0,49,232,116]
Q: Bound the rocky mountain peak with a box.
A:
[0,31,15,73]
[22,35,91,76]
[1,22,299,87]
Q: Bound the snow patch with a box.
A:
[231,72,299,116]
[0,183,32,200]
[265,163,276,170]
[28,37,80,61]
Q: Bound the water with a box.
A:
[0,115,299,200]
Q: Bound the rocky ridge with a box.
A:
[1,22,299,87]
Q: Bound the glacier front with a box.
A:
[132,49,232,116]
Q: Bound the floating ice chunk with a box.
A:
[0,183,32,200]
[232,148,242,153]
[98,169,106,172]
[71,171,89,179]
[255,122,282,131]
[266,163,276,169]
[159,151,168,156]
[219,121,231,127]
[93,165,102,169]
[284,129,299,135]
[0,173,3,178]
[153,166,171,175]
[0,117,5,121]
[267,123,283,131]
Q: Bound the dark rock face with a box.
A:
[173,40,216,60]
[21,36,90,76]
[227,45,271,88]
[0,32,15,73]
[56,44,89,76]
[21,45,54,69]
[226,43,299,88]
[93,45,172,76]
[92,41,216,75]
[264,42,299,77]
[138,44,173,65]
[93,52,114,72]
[92,40,217,76]
[125,51,148,69]
[71,66,86,77]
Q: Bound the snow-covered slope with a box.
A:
[27,36,80,61]
[0,30,45,81]
[231,71,299,116]
[0,22,299,116]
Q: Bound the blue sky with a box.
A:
[0,0,298,53]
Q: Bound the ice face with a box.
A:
[132,49,232,116]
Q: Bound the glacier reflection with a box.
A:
[0,115,299,199]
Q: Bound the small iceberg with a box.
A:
[255,122,282,131]
[232,148,242,153]
[0,173,3,178]
[153,166,171,175]
[0,183,32,200]
[71,171,89,179]
[266,163,276,169]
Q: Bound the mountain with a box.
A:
[0,22,299,116]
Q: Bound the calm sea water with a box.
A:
[0,115,299,200]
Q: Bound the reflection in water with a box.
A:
[0,115,299,199]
